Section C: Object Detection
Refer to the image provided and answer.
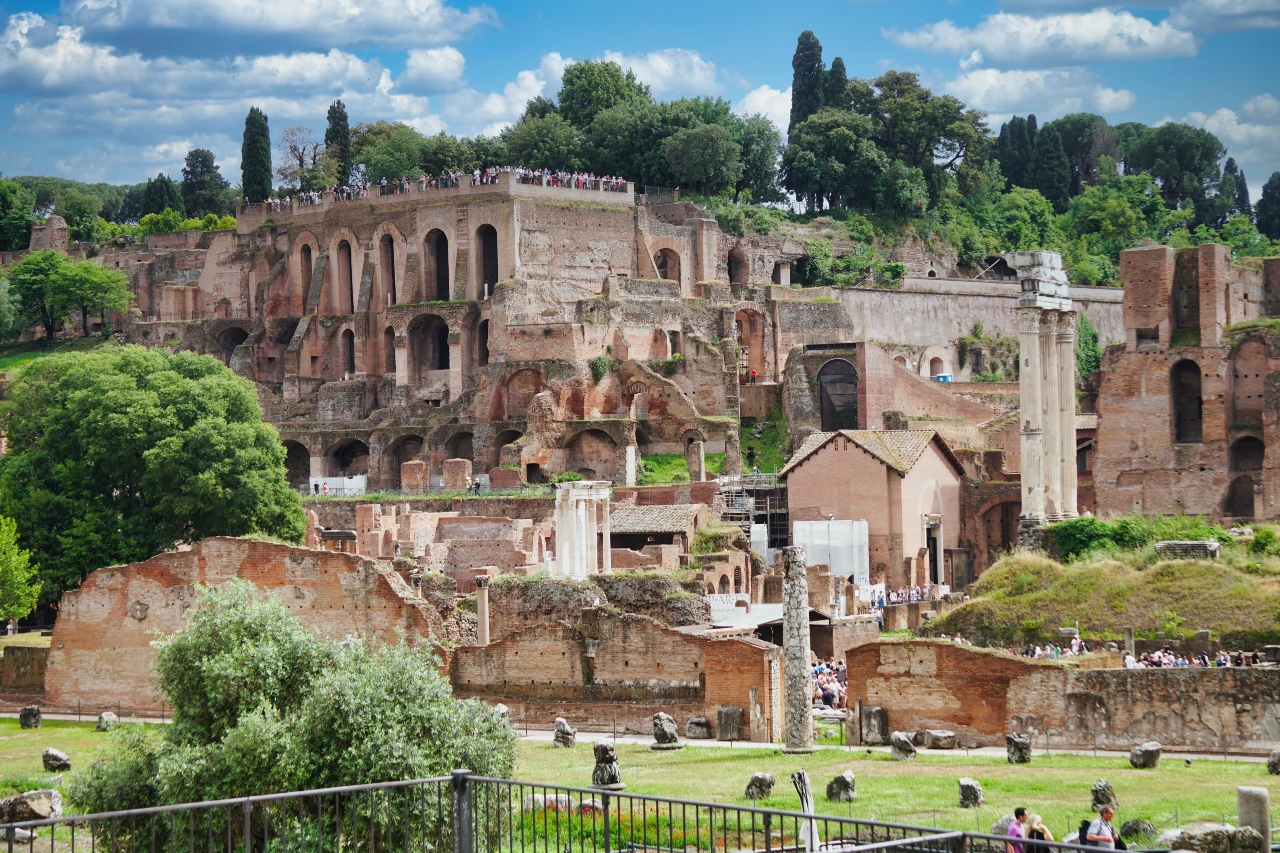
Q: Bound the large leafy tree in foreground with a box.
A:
[0,346,305,600]
[71,581,515,809]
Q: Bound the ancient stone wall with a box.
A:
[845,640,1280,752]
[44,538,451,711]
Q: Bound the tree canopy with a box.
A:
[0,346,305,601]
[181,149,230,218]
[556,60,651,129]
[141,174,184,218]
[71,580,515,810]
[324,99,353,186]
[0,517,39,626]
[789,31,825,135]
[0,179,34,251]
[241,107,272,204]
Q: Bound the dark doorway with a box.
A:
[477,225,498,298]
[337,240,354,312]
[379,234,396,306]
[342,329,356,376]
[1225,475,1255,519]
[818,359,859,431]
[1172,360,1203,443]
[425,229,450,301]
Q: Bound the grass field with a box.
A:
[515,740,1279,839]
[0,338,102,375]
[0,718,120,797]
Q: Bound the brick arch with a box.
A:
[972,496,1021,575]
[918,345,951,378]
[370,221,408,309]
[327,226,362,314]
[292,231,321,314]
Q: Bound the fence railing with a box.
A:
[3,770,1220,853]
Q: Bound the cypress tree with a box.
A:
[788,31,825,135]
[1257,172,1280,240]
[325,100,353,186]
[1223,158,1252,218]
[141,173,185,217]
[1029,125,1071,213]
[823,57,849,112]
[241,106,272,204]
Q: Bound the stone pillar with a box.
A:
[1017,307,1046,536]
[1058,311,1079,518]
[576,497,589,579]
[600,499,612,574]
[475,575,491,645]
[448,336,463,402]
[395,337,409,386]
[781,545,815,754]
[1041,311,1062,519]
[686,440,706,482]
[1238,787,1270,844]
[1124,626,1135,656]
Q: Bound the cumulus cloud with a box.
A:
[737,84,791,134]
[945,67,1135,120]
[441,52,570,137]
[1180,96,1280,199]
[886,10,1198,68]
[401,46,466,92]
[64,0,497,51]
[1169,0,1280,33]
[601,48,719,97]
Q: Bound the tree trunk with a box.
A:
[81,305,90,337]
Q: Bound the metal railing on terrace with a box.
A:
[0,771,1170,853]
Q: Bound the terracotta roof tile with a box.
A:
[780,430,945,477]
[610,503,702,534]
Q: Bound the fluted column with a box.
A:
[1041,311,1063,518]
[1058,311,1079,518]
[1018,307,1046,523]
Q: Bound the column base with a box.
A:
[1018,516,1047,550]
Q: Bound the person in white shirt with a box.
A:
[1087,806,1119,850]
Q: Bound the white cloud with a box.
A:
[737,84,791,135]
[600,48,719,97]
[65,0,497,50]
[886,10,1198,68]
[401,46,466,92]
[441,52,569,136]
[1169,0,1280,33]
[945,68,1135,119]
[1181,97,1280,199]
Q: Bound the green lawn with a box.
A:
[0,718,123,797]
[0,338,102,375]
[516,741,1277,839]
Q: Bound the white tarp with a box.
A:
[307,475,367,496]
[792,520,869,587]
[706,593,751,621]
[750,523,768,559]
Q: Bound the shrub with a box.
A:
[1251,527,1278,555]
[589,355,621,384]
[549,471,584,485]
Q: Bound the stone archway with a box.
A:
[282,440,310,489]
[383,434,425,490]
[564,428,618,481]
[817,359,858,431]
[407,314,450,386]
[655,248,680,282]
[424,229,450,301]
[328,439,369,477]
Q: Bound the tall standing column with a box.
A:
[575,497,588,579]
[1041,312,1062,518]
[1017,307,1046,529]
[1057,311,1079,518]
[600,495,612,574]
[475,575,491,645]
[781,546,815,753]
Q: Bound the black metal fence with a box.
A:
[0,771,1146,853]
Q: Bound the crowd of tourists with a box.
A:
[1125,646,1264,668]
[1005,805,1124,853]
[811,657,847,709]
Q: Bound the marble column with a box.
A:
[1041,311,1062,519]
[475,575,491,645]
[600,500,611,574]
[781,545,815,754]
[1017,307,1046,526]
[1057,311,1079,518]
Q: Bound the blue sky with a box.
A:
[0,0,1277,198]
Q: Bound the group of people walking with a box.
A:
[1007,805,1122,853]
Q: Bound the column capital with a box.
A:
[1056,309,1078,339]
[1017,306,1044,334]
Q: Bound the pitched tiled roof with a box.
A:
[610,503,702,534]
[780,430,956,477]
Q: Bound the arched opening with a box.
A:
[1231,436,1265,472]
[718,575,730,595]
[734,309,765,382]
[981,500,1020,572]
[424,229,450,301]
[930,357,945,378]
[490,429,524,470]
[384,434,424,490]
[1225,475,1255,519]
[894,355,908,368]
[329,439,369,477]
[446,431,474,462]
[706,582,716,595]
[728,248,747,291]
[337,240,354,313]
[216,327,249,365]
[282,440,310,489]
[564,428,618,481]
[504,369,544,419]
[477,320,490,367]
[379,234,397,307]
[477,224,498,299]
[1172,360,1203,444]
[407,314,450,386]
[927,269,937,278]
[341,329,356,376]
[655,248,680,282]
[818,359,859,431]
[733,566,743,594]
[299,245,313,302]
[382,327,396,375]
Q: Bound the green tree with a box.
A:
[823,56,849,112]
[59,259,131,336]
[1221,157,1252,220]
[1044,113,1108,196]
[141,174,184,218]
[1125,122,1226,225]
[995,187,1058,250]
[1077,313,1102,382]
[138,208,185,236]
[663,123,742,195]
[0,346,306,600]
[500,113,583,171]
[0,267,19,341]
[848,71,989,177]
[876,160,928,220]
[1257,172,1280,240]
[7,249,69,339]
[0,179,35,251]
[788,30,825,135]
[782,108,887,211]
[181,149,230,218]
[72,580,516,809]
[324,99,353,186]
[521,95,558,120]
[52,188,103,243]
[361,125,428,183]
[1028,125,1071,213]
[419,131,478,176]
[241,107,273,204]
[1062,184,1146,261]
[556,60,651,129]
[0,517,39,626]
[731,114,782,203]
